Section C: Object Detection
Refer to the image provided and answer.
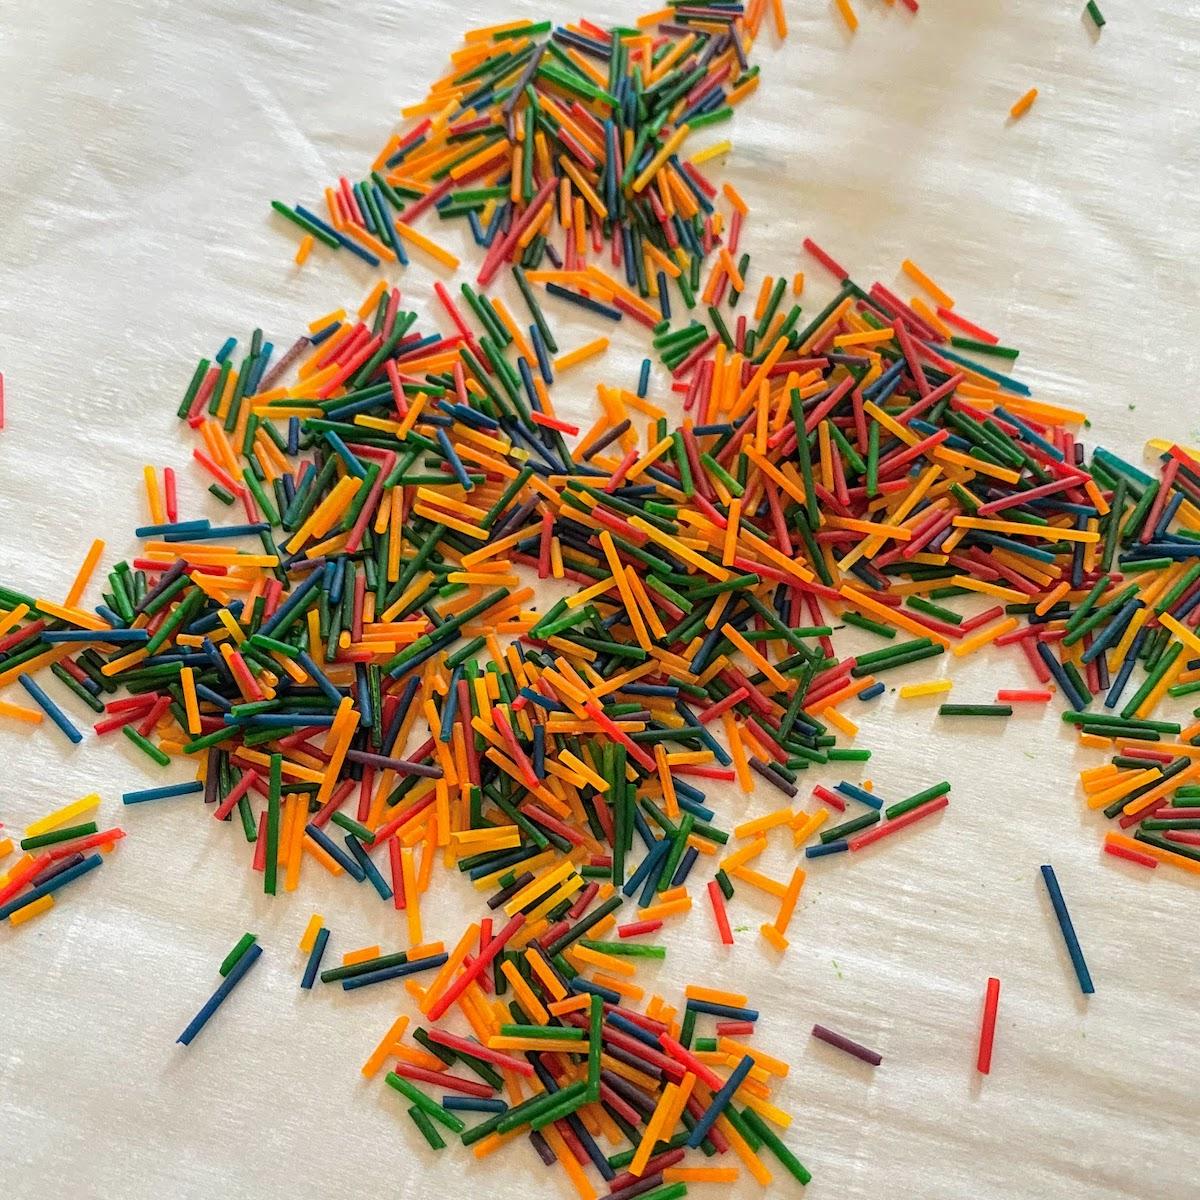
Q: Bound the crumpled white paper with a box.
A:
[1,2,1198,1198]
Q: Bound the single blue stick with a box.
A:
[238,713,337,729]
[544,282,622,321]
[296,652,343,705]
[43,629,149,644]
[443,1097,507,1113]
[806,839,849,858]
[344,835,393,902]
[134,520,211,538]
[178,942,263,1045]
[0,853,104,920]
[257,563,325,638]
[17,673,82,743]
[637,358,651,398]
[621,838,669,898]
[835,780,885,810]
[163,524,270,542]
[300,927,330,990]
[304,824,365,881]
[685,999,759,1022]
[687,1054,754,1147]
[1040,864,1094,994]
[123,781,205,805]
[341,953,450,991]
[436,428,474,492]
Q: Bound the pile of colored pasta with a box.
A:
[3,4,1200,1195]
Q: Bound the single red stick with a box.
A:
[976,977,1001,1074]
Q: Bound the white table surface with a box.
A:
[2,2,1198,1198]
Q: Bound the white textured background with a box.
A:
[2,2,1199,1197]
